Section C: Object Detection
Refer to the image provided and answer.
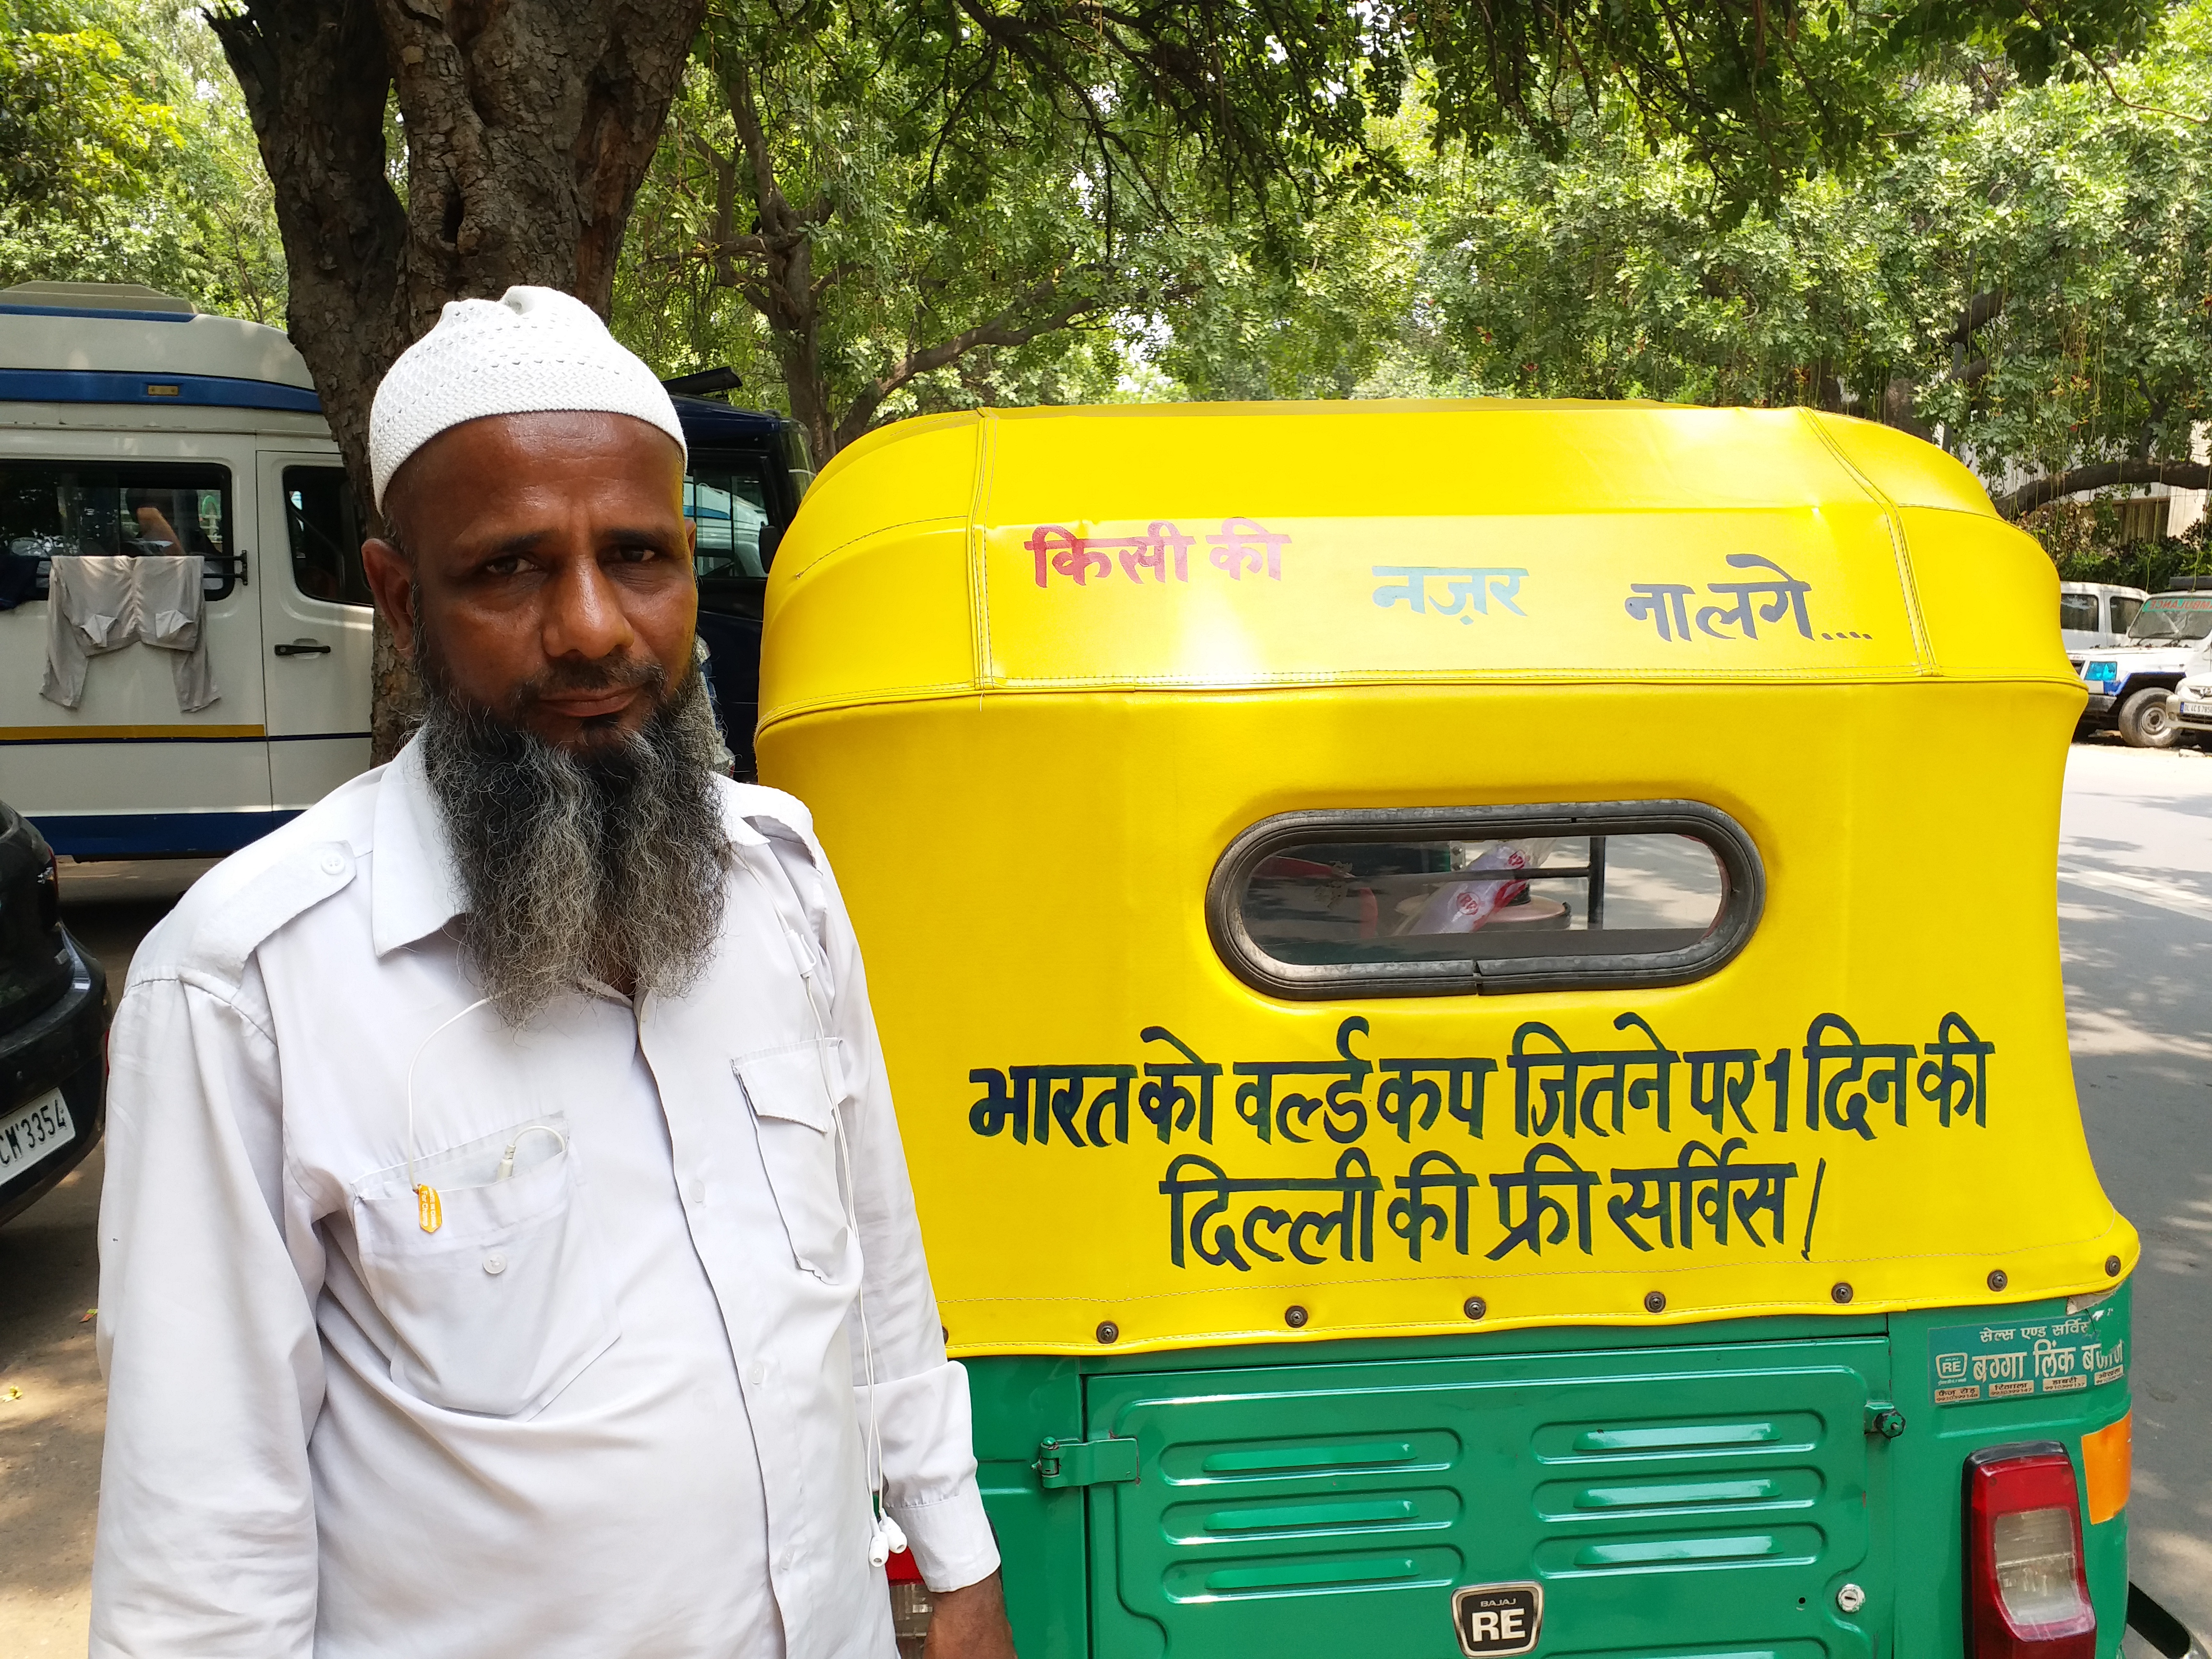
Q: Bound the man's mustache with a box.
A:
[509,654,668,711]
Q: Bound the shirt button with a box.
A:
[686,1178,706,1206]
[747,1361,768,1387]
[482,1253,508,1276]
[318,850,347,876]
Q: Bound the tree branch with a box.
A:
[1996,460,2212,521]
[830,280,1104,450]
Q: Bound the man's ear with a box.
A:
[360,536,418,659]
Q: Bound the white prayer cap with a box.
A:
[368,286,686,511]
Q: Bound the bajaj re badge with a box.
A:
[1452,1582,1543,1659]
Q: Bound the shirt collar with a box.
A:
[370,731,770,958]
[372,733,467,956]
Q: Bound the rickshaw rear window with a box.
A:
[1211,803,1763,998]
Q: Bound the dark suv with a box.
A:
[671,394,814,776]
[0,803,108,1226]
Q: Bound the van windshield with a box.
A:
[2126,599,2212,642]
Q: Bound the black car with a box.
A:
[669,393,813,777]
[0,802,108,1226]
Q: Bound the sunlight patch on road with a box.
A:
[2057,863,2212,924]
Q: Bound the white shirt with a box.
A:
[90,740,998,1659]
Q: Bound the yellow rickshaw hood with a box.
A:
[758,401,2127,1357]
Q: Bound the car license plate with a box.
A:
[2183,701,2212,719]
[0,1087,76,1180]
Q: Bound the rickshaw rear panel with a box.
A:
[758,402,2131,1659]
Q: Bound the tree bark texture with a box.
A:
[210,0,706,761]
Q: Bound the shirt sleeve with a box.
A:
[91,965,325,1657]
[775,830,1003,1594]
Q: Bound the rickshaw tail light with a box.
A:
[1965,1443,2096,1659]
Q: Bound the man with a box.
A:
[91,287,1016,1659]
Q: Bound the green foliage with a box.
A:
[1154,0,2212,540]
[2031,501,2212,587]
[617,0,2171,450]
[613,0,1264,450]
[0,0,285,320]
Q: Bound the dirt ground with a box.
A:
[0,857,215,1654]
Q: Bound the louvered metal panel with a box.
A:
[1086,1339,1887,1659]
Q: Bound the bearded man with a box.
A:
[91,288,1015,1659]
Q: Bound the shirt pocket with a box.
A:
[350,1118,619,1418]
[734,1039,853,1281]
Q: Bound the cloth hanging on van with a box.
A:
[39,554,220,713]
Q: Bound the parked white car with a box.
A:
[2069,585,2212,747]
[2059,580,2147,652]
[2166,642,2212,743]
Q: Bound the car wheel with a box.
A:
[2117,688,2180,749]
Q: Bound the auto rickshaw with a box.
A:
[756,400,2140,1659]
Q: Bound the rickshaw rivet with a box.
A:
[2105,1255,2123,1277]
[1285,1305,1309,1329]
[1986,1269,2009,1293]
[1830,1282,1853,1304]
[1836,1583,1866,1614]
[1643,1291,1667,1313]
[1095,1321,1119,1345]
[1463,1296,1487,1321]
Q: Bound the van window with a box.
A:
[0,460,236,600]
[685,457,776,580]
[282,466,373,607]
[2108,595,2143,634]
[1210,803,1764,998]
[2059,593,2101,633]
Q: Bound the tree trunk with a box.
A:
[209,0,706,762]
[1994,459,2212,521]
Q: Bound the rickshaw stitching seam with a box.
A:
[780,512,968,580]
[934,1229,2135,1309]
[967,413,996,691]
[1802,409,1939,674]
[756,667,2083,727]
[949,670,1981,692]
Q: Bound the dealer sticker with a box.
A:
[1928,1302,2126,1407]
[1453,1583,1542,1659]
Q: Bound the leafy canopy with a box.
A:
[0,0,286,320]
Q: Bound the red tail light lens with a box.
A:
[1965,1442,2096,1659]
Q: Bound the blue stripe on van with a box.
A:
[33,810,299,858]
[0,302,195,324]
[0,369,323,414]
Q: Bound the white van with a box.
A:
[2,284,814,854]
[2059,580,2148,652]
[0,281,372,856]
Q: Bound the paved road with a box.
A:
[1,751,2207,1650]
[2059,741,2212,1640]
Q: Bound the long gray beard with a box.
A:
[416,666,732,1022]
